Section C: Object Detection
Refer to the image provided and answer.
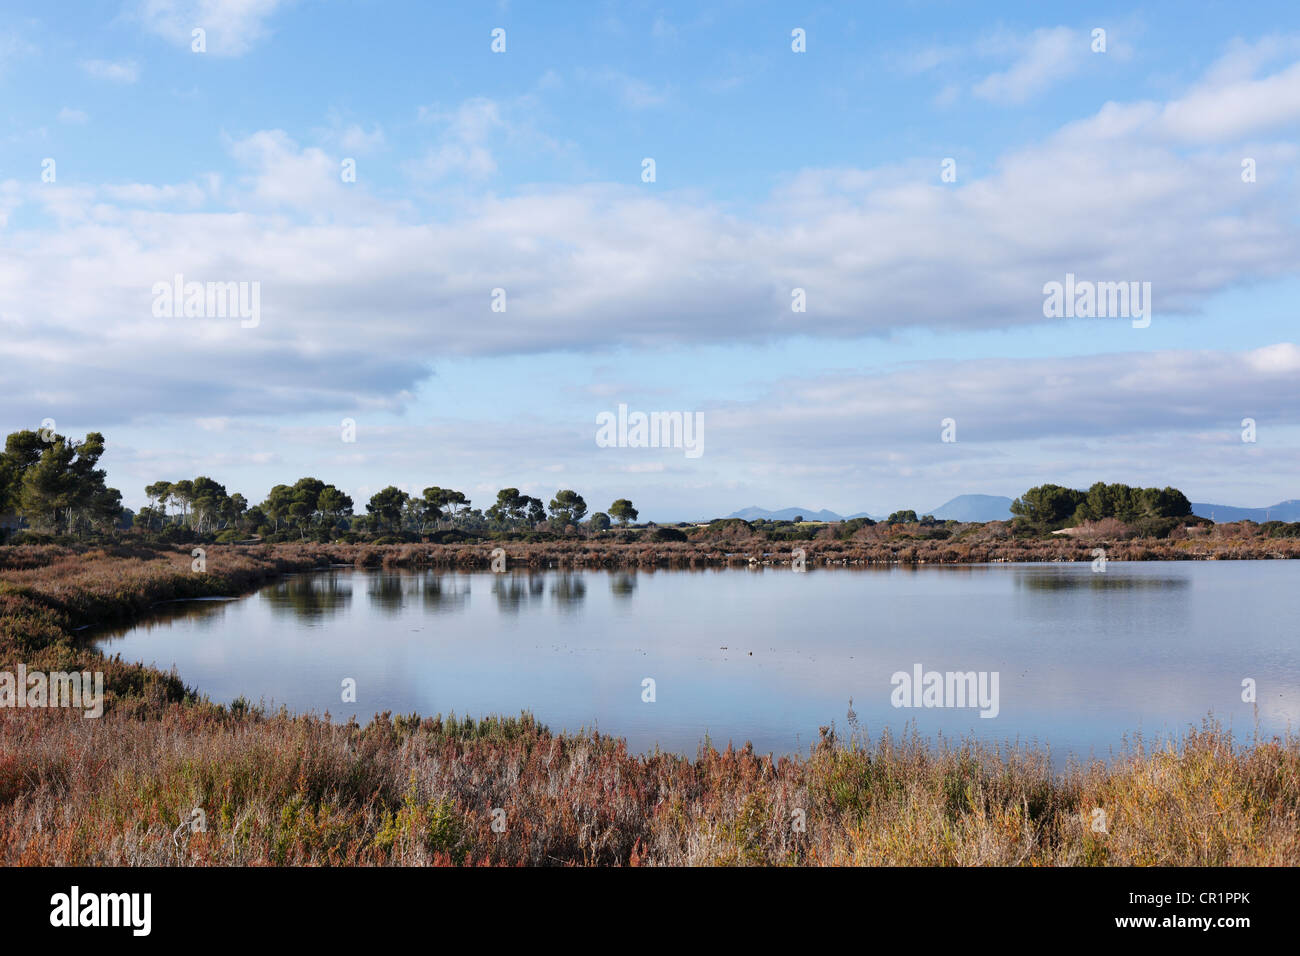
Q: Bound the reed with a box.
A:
[1,542,1295,866]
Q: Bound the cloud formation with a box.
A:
[80,58,139,82]
[973,27,1087,104]
[2,46,1298,490]
[132,0,289,56]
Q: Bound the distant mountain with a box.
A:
[728,495,1013,524]
[725,506,844,522]
[725,496,1297,525]
[1191,500,1300,523]
[928,494,1015,522]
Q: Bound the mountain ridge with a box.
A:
[723,496,1300,524]
[725,494,1013,523]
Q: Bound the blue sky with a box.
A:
[2,1,1299,520]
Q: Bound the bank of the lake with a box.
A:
[92,562,1300,763]
[1,543,1297,866]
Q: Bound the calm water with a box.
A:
[95,563,1300,762]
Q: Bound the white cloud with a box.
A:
[894,43,961,75]
[99,342,1300,515]
[0,28,38,73]
[58,108,89,124]
[1159,59,1300,141]
[335,124,385,154]
[133,0,290,57]
[1,54,1299,432]
[1199,34,1300,85]
[933,83,960,108]
[80,59,140,83]
[223,130,393,218]
[409,99,504,181]
[311,114,387,156]
[101,182,206,205]
[973,27,1085,104]
[579,68,671,109]
[710,344,1300,449]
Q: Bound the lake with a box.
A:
[94,562,1300,762]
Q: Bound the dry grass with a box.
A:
[1,542,1296,866]
[2,710,1295,866]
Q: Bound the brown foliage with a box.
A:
[1,540,1297,866]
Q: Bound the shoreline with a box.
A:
[2,542,1298,866]
[3,538,1294,712]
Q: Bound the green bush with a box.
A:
[1131,516,1180,539]
[1261,521,1300,538]
[7,531,55,545]
[705,518,751,535]
[837,517,875,539]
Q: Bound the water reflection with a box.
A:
[1014,569,1190,591]
[491,573,546,613]
[264,572,353,620]
[92,563,1300,763]
[366,572,408,614]
[550,573,587,610]
[100,597,236,635]
[419,572,470,612]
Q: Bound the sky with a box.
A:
[2,0,1299,521]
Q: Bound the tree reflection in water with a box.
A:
[491,572,546,613]
[264,571,353,620]
[419,572,470,613]
[610,572,637,599]
[550,573,587,611]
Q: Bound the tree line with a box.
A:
[0,428,642,541]
[135,479,643,540]
[0,428,1205,544]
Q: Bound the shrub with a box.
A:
[836,517,875,539]
[1261,521,1300,539]
[1130,516,1181,539]
[427,529,471,544]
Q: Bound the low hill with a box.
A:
[726,506,843,522]
[726,496,1300,525]
[1191,499,1300,523]
[727,495,1014,523]
[927,494,1014,522]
